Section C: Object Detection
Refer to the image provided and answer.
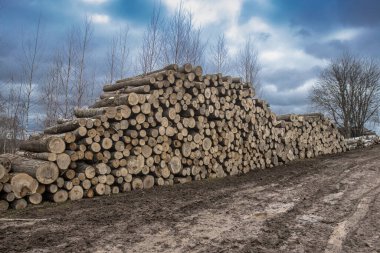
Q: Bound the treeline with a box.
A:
[0,3,260,153]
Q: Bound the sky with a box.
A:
[1,0,380,131]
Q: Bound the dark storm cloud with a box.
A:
[304,40,348,59]
[272,0,380,31]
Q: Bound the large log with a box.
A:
[20,136,65,154]
[103,77,156,92]
[44,119,86,134]
[90,93,140,108]
[6,155,59,184]
[10,173,39,198]
[74,107,122,119]
[16,151,57,162]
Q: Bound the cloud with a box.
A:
[162,0,243,26]
[323,27,366,42]
[262,78,317,115]
[90,13,110,24]
[82,0,109,4]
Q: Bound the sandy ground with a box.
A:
[1,145,380,253]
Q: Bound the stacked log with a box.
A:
[0,64,348,210]
[345,135,379,149]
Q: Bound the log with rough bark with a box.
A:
[44,119,87,134]
[20,136,66,154]
[16,151,57,162]
[5,155,59,184]
[103,77,156,92]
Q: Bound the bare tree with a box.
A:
[106,36,117,84]
[40,53,61,127]
[20,15,43,132]
[106,26,130,84]
[162,2,205,66]
[139,3,162,74]
[310,52,380,137]
[74,16,93,108]
[1,77,26,153]
[210,34,228,73]
[60,27,77,118]
[184,27,206,66]
[236,37,261,94]
[117,27,129,80]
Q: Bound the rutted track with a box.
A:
[1,145,380,253]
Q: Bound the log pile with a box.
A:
[0,64,348,210]
[345,135,379,149]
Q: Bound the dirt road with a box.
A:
[1,145,380,253]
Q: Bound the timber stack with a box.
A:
[0,63,348,211]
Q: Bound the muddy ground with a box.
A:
[1,145,380,253]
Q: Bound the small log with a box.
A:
[143,175,154,189]
[77,163,96,179]
[56,153,71,170]
[0,165,7,180]
[168,156,182,174]
[69,185,84,201]
[178,63,193,73]
[95,183,106,195]
[132,177,143,190]
[0,200,9,211]
[28,193,42,205]
[11,199,28,210]
[0,157,11,172]
[49,189,68,203]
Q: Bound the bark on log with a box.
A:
[20,136,65,154]
[16,151,57,162]
[7,155,59,184]
[103,77,156,92]
[44,119,86,134]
